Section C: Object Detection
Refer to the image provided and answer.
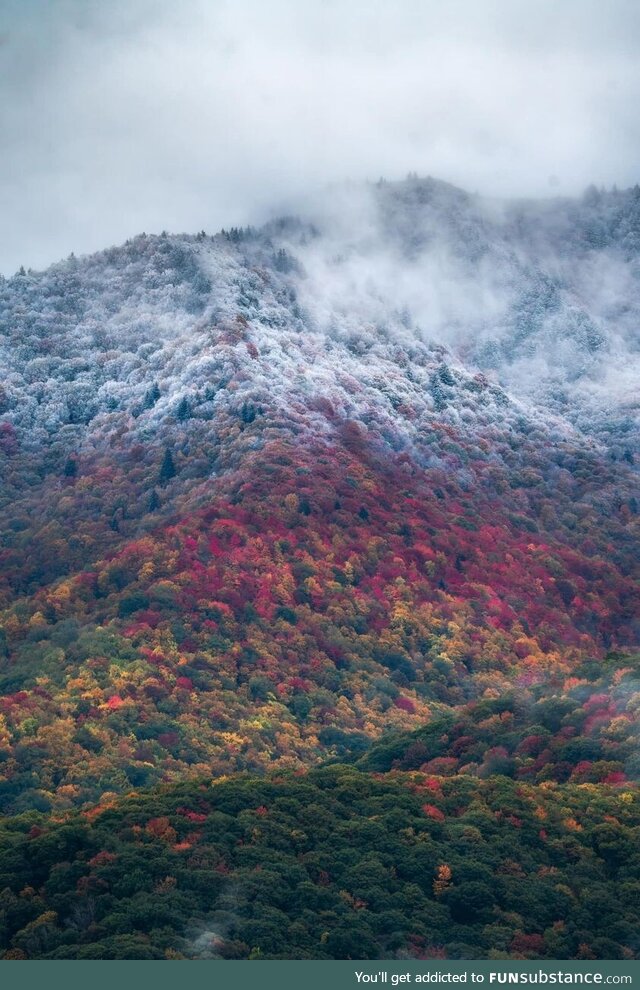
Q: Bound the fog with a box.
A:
[270,176,640,430]
[1,0,640,275]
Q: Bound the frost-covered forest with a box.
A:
[2,177,639,459]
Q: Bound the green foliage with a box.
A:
[0,768,637,960]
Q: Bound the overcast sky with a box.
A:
[2,0,640,275]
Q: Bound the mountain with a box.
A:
[0,177,638,960]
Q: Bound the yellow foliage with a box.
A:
[433,863,452,897]
[563,817,582,831]
[138,561,155,582]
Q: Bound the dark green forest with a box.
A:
[1,655,639,961]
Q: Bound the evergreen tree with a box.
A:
[240,402,257,424]
[438,363,456,386]
[159,448,176,485]
[143,382,161,409]
[176,396,192,421]
[429,374,447,411]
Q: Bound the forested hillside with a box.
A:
[0,177,638,958]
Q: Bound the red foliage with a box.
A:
[510,933,546,956]
[88,850,118,867]
[394,696,416,713]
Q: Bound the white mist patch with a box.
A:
[270,177,640,450]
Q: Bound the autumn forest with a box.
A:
[0,178,639,959]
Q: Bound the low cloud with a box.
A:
[1,0,640,274]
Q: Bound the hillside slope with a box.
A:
[0,178,638,958]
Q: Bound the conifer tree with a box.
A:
[159,448,176,485]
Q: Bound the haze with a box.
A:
[1,0,640,275]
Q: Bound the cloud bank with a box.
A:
[1,0,640,274]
